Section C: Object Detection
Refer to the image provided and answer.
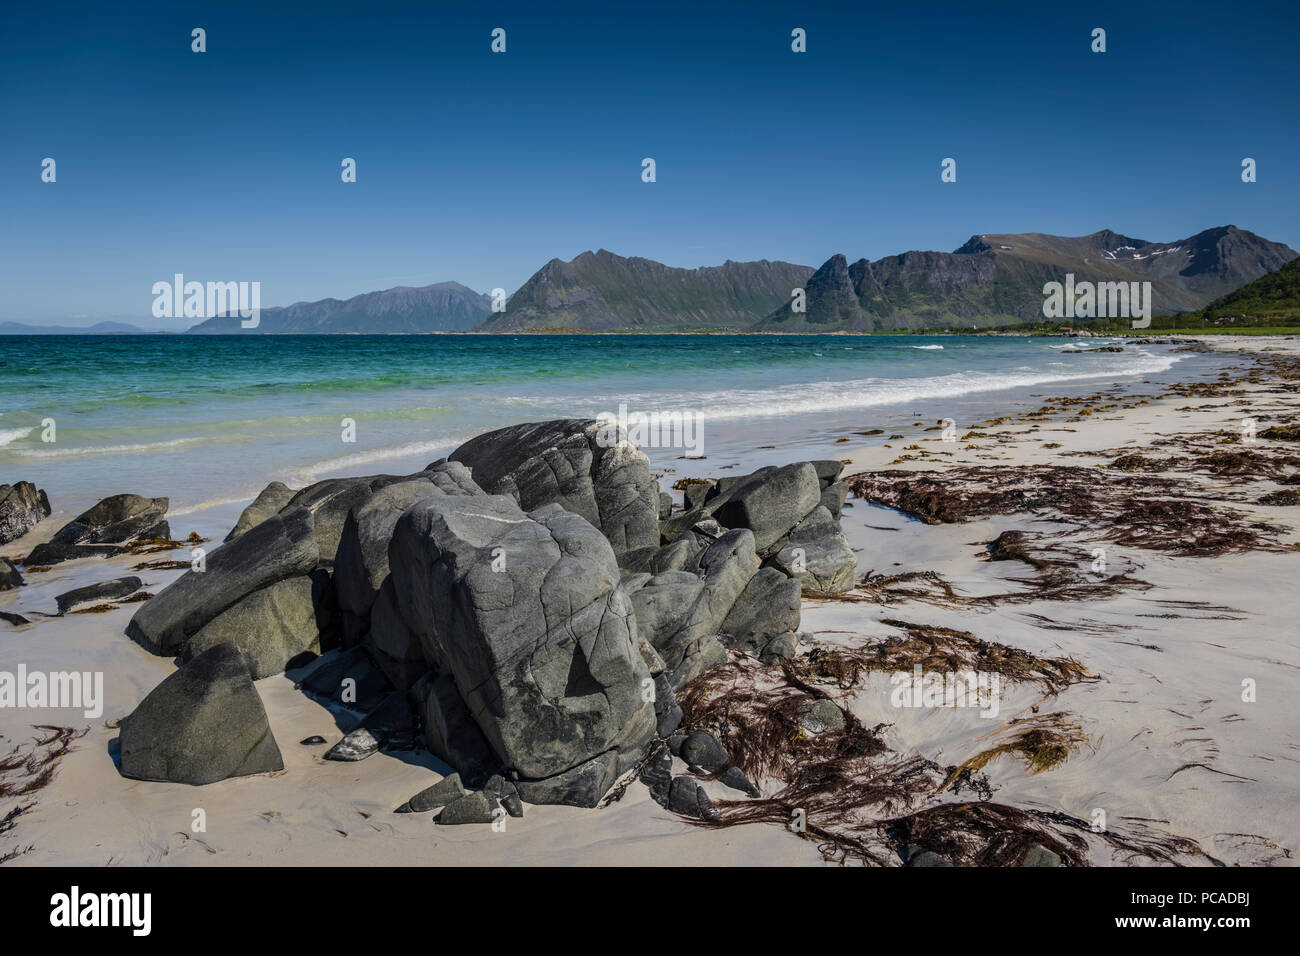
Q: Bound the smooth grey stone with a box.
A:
[396,773,466,813]
[718,765,761,797]
[55,575,142,613]
[679,730,728,773]
[225,481,294,541]
[118,643,283,785]
[323,727,380,762]
[760,631,800,664]
[180,572,328,679]
[126,507,320,656]
[436,790,499,825]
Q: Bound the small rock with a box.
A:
[759,631,799,663]
[718,765,760,797]
[639,747,673,807]
[667,776,715,819]
[656,702,684,737]
[323,727,381,762]
[396,773,466,813]
[56,575,142,614]
[1,610,31,626]
[436,790,499,825]
[483,774,524,818]
[679,730,728,773]
[299,735,327,746]
[1021,844,1062,867]
[797,698,846,735]
[0,557,23,590]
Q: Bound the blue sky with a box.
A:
[3,0,1297,326]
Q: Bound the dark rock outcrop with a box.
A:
[126,507,320,657]
[180,571,332,679]
[25,493,167,564]
[387,493,656,797]
[450,419,659,555]
[0,481,50,544]
[225,481,294,541]
[661,462,856,594]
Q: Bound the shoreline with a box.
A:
[1,334,1296,865]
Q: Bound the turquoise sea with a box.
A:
[0,333,1227,524]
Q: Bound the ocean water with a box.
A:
[0,333,1223,523]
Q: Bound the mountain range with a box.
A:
[11,226,1285,335]
[475,251,814,331]
[187,282,491,334]
[756,226,1297,331]
[0,320,151,334]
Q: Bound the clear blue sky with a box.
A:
[3,0,1297,325]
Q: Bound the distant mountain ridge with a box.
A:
[0,320,151,334]
[186,282,491,334]
[10,225,1294,336]
[476,250,815,331]
[757,226,1297,331]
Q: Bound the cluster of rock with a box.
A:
[25,493,169,565]
[655,459,856,593]
[116,419,860,818]
[1,487,163,624]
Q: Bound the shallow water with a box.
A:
[0,333,1233,517]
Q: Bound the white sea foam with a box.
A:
[293,435,477,480]
[523,351,1182,423]
[0,426,34,447]
[7,436,204,458]
[911,344,944,350]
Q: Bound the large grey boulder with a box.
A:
[225,481,294,541]
[334,466,483,642]
[0,481,50,544]
[768,505,857,592]
[180,572,330,678]
[708,463,821,553]
[125,507,320,656]
[718,567,801,655]
[118,643,283,785]
[388,494,655,795]
[450,419,660,555]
